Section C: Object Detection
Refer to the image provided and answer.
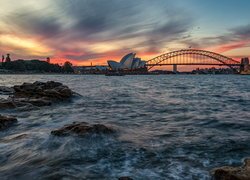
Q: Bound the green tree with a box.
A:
[63,61,74,73]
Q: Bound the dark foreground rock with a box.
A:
[51,122,115,136]
[13,81,73,100]
[0,81,75,109]
[0,115,17,130]
[212,159,250,180]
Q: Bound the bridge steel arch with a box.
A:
[146,49,241,70]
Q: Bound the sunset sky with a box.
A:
[0,0,250,66]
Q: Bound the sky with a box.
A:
[0,0,250,66]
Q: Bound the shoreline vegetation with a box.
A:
[0,60,74,74]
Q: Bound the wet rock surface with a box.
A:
[51,122,115,136]
[13,81,73,100]
[0,81,74,109]
[0,115,17,130]
[212,159,250,180]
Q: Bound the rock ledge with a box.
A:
[212,159,250,180]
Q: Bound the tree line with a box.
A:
[0,60,74,73]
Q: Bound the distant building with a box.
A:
[107,53,146,71]
[241,57,250,74]
[47,57,50,64]
[5,54,11,62]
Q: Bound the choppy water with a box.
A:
[0,75,250,179]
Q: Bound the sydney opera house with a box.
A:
[107,53,147,71]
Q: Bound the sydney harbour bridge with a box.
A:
[146,49,242,72]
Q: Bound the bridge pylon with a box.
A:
[173,64,177,73]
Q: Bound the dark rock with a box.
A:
[13,81,73,101]
[51,122,115,137]
[0,81,74,109]
[212,159,250,180]
[0,115,17,130]
[0,98,16,109]
[118,177,133,180]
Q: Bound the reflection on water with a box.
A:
[0,75,250,179]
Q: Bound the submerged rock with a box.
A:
[212,158,250,180]
[51,122,115,136]
[1,133,28,142]
[0,115,17,130]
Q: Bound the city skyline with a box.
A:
[0,0,250,65]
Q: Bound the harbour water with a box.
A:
[0,75,250,179]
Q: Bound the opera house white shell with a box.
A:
[108,53,146,70]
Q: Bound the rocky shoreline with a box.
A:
[0,81,75,130]
[1,81,249,180]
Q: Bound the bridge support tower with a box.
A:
[173,64,177,73]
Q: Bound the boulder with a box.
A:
[0,81,74,109]
[0,115,17,130]
[51,122,115,136]
[13,81,73,101]
[212,159,250,180]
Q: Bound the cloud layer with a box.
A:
[0,0,249,64]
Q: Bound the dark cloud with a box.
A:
[4,9,63,38]
[61,0,194,44]
[231,24,250,38]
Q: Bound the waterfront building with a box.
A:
[47,57,50,64]
[107,53,147,71]
[240,57,250,74]
[5,54,11,62]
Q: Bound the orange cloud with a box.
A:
[208,40,250,54]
